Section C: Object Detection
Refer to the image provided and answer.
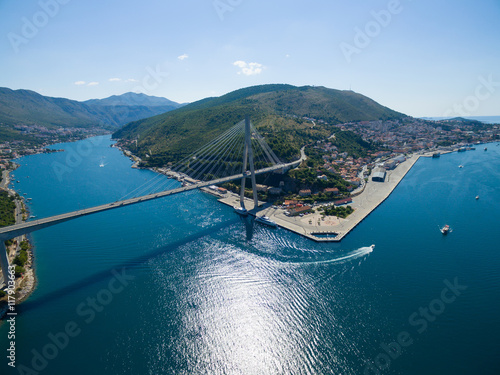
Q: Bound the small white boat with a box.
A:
[475,195,479,200]
[441,224,450,235]
[29,215,36,219]
[234,206,248,216]
[255,216,277,228]
[458,165,464,168]
[370,244,375,250]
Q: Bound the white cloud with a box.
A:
[87,81,99,86]
[109,78,121,82]
[74,81,86,85]
[178,54,189,61]
[126,78,138,82]
[233,60,264,76]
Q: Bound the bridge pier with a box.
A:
[240,115,259,210]
[0,241,10,287]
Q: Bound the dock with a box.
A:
[213,155,421,242]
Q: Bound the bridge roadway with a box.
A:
[0,161,300,242]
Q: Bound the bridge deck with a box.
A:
[0,161,300,241]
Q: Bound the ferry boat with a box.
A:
[441,224,450,235]
[255,215,277,228]
[234,206,248,216]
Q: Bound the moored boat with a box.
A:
[234,206,248,216]
[255,215,277,227]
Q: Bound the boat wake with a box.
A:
[290,245,375,266]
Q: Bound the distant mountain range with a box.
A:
[82,92,183,108]
[0,88,184,132]
[113,84,405,166]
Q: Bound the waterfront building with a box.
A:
[371,167,386,182]
[289,205,313,216]
[334,197,353,206]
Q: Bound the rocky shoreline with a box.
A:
[0,169,37,320]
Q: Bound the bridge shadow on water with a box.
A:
[18,217,242,315]
[241,214,256,241]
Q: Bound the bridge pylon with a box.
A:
[240,115,259,210]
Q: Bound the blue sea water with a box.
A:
[1,135,500,374]
[421,115,500,124]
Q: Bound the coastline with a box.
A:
[141,147,471,242]
[214,154,421,242]
[0,139,485,317]
[0,168,37,319]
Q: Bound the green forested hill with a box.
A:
[0,88,182,132]
[113,84,404,166]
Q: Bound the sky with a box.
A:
[1,0,499,117]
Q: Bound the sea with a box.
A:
[1,135,499,374]
[421,115,500,124]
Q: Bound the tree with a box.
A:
[14,265,25,277]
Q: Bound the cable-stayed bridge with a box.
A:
[0,117,304,282]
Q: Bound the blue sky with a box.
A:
[1,0,499,117]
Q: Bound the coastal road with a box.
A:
[0,159,302,242]
[0,170,8,189]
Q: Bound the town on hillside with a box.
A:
[218,116,498,218]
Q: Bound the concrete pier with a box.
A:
[217,155,421,242]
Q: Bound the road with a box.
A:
[0,159,302,242]
[0,170,9,189]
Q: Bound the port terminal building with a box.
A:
[371,167,387,182]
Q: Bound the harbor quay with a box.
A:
[212,154,421,242]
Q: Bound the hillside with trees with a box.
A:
[113,84,404,166]
[0,88,183,143]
